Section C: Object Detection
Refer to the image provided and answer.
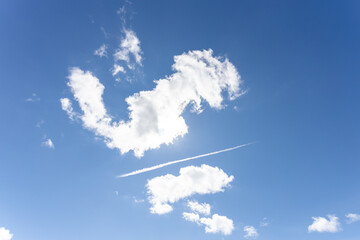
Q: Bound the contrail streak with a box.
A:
[117,142,254,178]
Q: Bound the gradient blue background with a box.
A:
[0,0,359,239]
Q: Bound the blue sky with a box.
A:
[1,0,360,239]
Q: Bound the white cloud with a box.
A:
[112,64,126,77]
[60,98,77,120]
[244,225,258,238]
[183,212,201,223]
[114,29,142,67]
[260,217,269,227]
[94,44,107,58]
[0,227,13,240]
[308,215,341,233]
[345,213,360,224]
[187,200,211,216]
[133,197,144,203]
[42,138,54,149]
[182,212,234,235]
[146,164,233,215]
[36,120,44,128]
[26,93,40,102]
[62,49,243,157]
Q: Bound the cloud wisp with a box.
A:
[61,49,244,157]
[117,142,253,178]
[345,213,360,224]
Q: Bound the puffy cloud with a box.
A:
[0,227,13,240]
[42,138,54,149]
[187,200,211,216]
[183,212,200,223]
[182,212,234,235]
[62,49,243,157]
[146,164,233,215]
[112,64,126,76]
[308,215,341,233]
[94,44,107,58]
[244,225,258,238]
[345,213,360,224]
[114,29,142,67]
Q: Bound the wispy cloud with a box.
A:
[345,213,360,224]
[42,138,54,149]
[60,98,77,120]
[183,212,234,235]
[111,64,126,77]
[94,44,108,58]
[244,225,259,239]
[0,227,13,240]
[26,93,40,102]
[36,120,44,128]
[114,29,142,68]
[260,217,270,227]
[308,215,341,233]
[117,142,253,177]
[61,49,243,157]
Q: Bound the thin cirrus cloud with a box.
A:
[26,93,40,102]
[0,227,13,240]
[244,225,259,239]
[308,215,341,233]
[183,212,234,235]
[146,164,233,215]
[94,44,108,58]
[61,49,243,157]
[345,213,360,224]
[42,138,54,149]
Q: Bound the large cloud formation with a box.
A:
[146,164,234,215]
[61,49,243,157]
[0,227,13,240]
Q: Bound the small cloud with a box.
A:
[112,64,126,76]
[0,227,13,240]
[308,215,341,233]
[26,93,40,102]
[60,98,77,120]
[183,212,234,235]
[260,217,270,227]
[133,196,144,203]
[36,120,44,128]
[345,213,360,224]
[244,225,259,239]
[94,44,108,58]
[100,26,108,38]
[114,29,142,68]
[42,138,54,149]
[187,200,211,216]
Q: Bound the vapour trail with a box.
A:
[117,142,254,178]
